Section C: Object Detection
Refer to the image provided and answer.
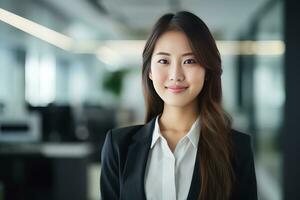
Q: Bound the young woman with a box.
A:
[100,11,257,200]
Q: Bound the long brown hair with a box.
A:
[142,11,235,200]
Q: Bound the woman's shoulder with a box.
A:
[231,129,252,144]
[107,124,144,145]
[230,129,255,164]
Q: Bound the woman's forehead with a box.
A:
[153,31,193,55]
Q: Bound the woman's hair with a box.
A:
[142,11,235,200]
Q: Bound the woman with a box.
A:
[100,11,257,200]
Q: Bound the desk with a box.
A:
[0,143,95,200]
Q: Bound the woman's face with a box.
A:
[149,30,206,108]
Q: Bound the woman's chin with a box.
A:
[163,100,192,108]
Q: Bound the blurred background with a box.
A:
[0,0,299,200]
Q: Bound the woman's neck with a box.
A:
[159,103,199,133]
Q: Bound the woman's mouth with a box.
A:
[165,86,188,93]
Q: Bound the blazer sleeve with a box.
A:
[238,135,258,200]
[100,130,119,200]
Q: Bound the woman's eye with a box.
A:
[158,59,168,64]
[183,59,196,64]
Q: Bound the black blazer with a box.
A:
[100,117,257,200]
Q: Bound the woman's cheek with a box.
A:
[152,68,167,83]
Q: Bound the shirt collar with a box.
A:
[150,116,161,149]
[150,115,201,149]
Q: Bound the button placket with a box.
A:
[160,137,177,200]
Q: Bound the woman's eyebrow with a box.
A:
[181,52,194,56]
[155,52,170,56]
[154,52,194,56]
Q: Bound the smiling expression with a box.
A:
[149,30,206,108]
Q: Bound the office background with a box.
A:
[0,0,299,199]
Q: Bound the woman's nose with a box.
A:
[169,62,185,81]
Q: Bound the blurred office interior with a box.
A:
[0,0,299,199]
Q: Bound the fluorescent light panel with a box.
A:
[0,8,285,56]
[0,8,74,51]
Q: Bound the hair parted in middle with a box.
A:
[142,11,236,200]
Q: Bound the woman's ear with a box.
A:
[149,72,153,80]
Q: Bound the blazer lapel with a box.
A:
[121,117,201,200]
[187,149,201,200]
[121,118,155,200]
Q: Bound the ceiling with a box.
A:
[44,0,269,40]
[100,0,267,37]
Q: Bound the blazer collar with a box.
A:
[121,117,201,200]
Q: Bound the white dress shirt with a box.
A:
[144,115,200,200]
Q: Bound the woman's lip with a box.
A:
[166,86,188,93]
